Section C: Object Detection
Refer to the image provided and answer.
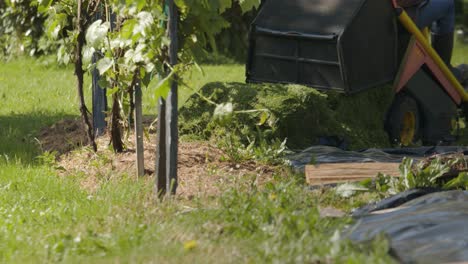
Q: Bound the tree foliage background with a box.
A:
[0,0,48,57]
[0,0,261,61]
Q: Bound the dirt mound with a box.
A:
[37,118,88,154]
[39,119,277,197]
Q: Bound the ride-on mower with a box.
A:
[246,0,468,146]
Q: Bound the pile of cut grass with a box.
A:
[180,82,395,150]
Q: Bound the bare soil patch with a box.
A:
[37,119,278,197]
[37,118,89,155]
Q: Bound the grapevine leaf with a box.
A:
[82,46,95,66]
[106,86,119,96]
[86,20,110,48]
[219,0,232,13]
[152,73,173,99]
[238,0,261,13]
[214,102,234,124]
[96,57,114,75]
[134,11,154,36]
[136,0,146,11]
[98,78,109,89]
[120,19,138,40]
[174,0,187,10]
[36,0,53,12]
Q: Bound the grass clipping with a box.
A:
[180,82,395,150]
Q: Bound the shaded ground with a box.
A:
[38,119,89,155]
[38,119,277,197]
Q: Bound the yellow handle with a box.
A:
[398,10,468,102]
[423,27,430,41]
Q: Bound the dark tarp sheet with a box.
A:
[287,145,468,171]
[288,146,468,262]
[348,191,468,264]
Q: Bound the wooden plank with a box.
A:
[308,163,400,170]
[312,170,399,176]
[306,162,401,186]
[312,179,371,185]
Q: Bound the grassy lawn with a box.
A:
[2,8,468,262]
[0,58,395,263]
[5,37,468,261]
[453,39,468,65]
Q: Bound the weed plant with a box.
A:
[355,155,468,198]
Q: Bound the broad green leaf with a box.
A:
[96,57,114,75]
[134,11,154,36]
[151,72,174,100]
[120,19,138,40]
[444,172,468,189]
[257,111,269,126]
[238,0,261,13]
[98,78,110,89]
[214,102,234,124]
[219,0,232,13]
[106,86,119,96]
[144,62,155,73]
[82,46,95,65]
[335,183,369,198]
[86,20,110,48]
[110,37,132,49]
[136,0,146,11]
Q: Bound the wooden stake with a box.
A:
[92,53,107,137]
[156,0,178,195]
[165,0,178,194]
[134,74,144,177]
[91,6,107,137]
[156,98,167,194]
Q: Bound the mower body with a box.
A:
[247,0,398,93]
[246,0,467,145]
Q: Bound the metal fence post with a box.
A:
[92,54,107,136]
[156,0,178,195]
[156,97,167,194]
[92,6,107,136]
[134,73,145,177]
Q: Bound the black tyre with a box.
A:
[385,93,421,146]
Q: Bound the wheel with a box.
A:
[385,93,421,146]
